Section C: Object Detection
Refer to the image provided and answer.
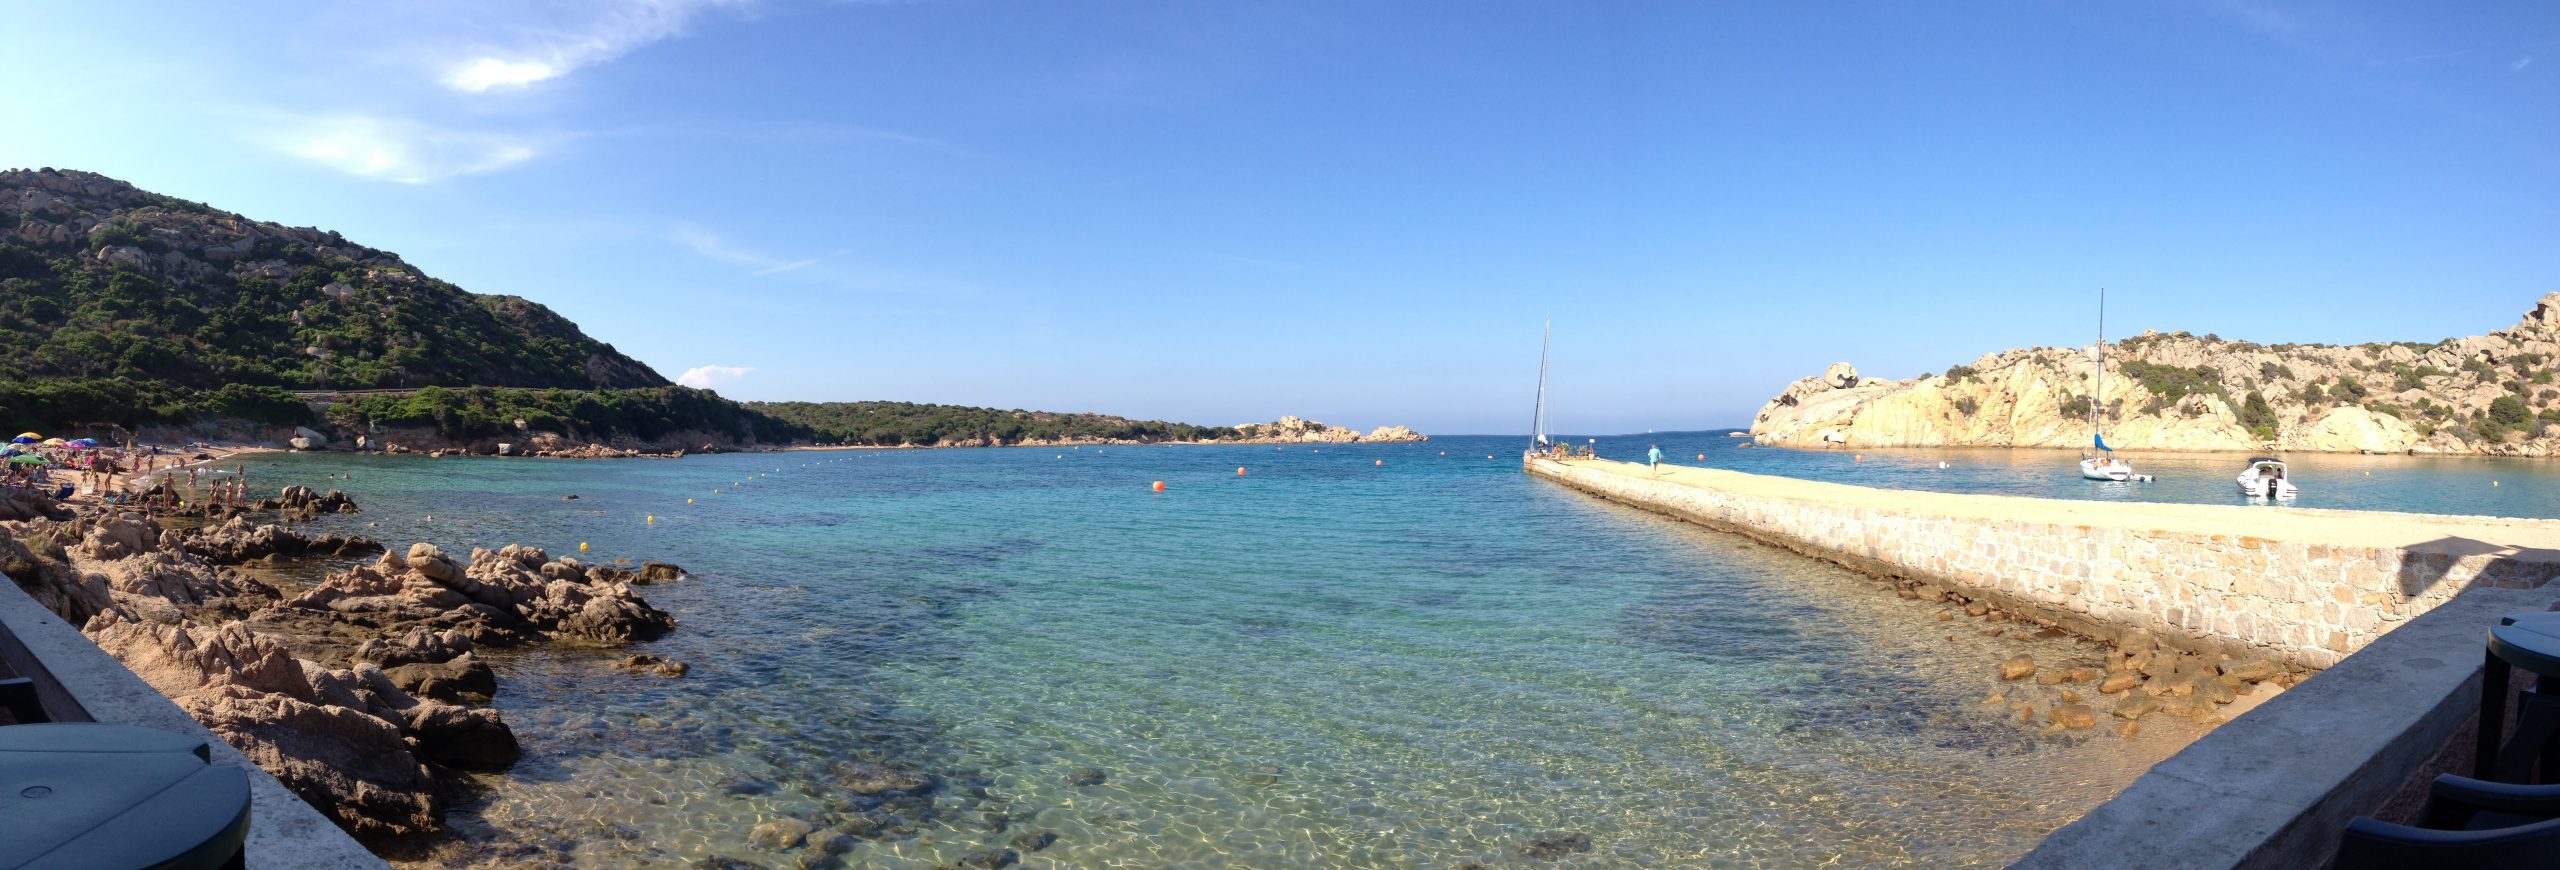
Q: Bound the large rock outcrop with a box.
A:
[1231,416,1429,443]
[3,506,680,846]
[1750,292,2560,455]
[280,543,676,647]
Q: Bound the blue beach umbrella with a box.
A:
[8,435,35,445]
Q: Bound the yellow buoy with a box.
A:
[646,515,655,524]
[2495,481,2501,487]
[688,498,695,504]
[579,542,589,552]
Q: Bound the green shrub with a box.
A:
[2489,395,2531,431]
[2118,360,2229,406]
[2239,391,2278,436]
[2473,417,2512,442]
[1943,364,1979,383]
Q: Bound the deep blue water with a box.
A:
[236,436,2268,868]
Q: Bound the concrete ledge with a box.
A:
[0,581,385,869]
[1526,457,2560,667]
[2016,585,2549,869]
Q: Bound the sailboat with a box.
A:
[2079,290,2142,482]
[1528,320,1551,461]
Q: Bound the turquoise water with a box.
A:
[241,437,2242,868]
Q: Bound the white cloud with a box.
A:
[676,364,755,388]
[672,224,834,276]
[262,115,547,183]
[2516,56,2536,73]
[437,0,751,94]
[445,57,562,92]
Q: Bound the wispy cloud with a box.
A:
[672,224,797,271]
[751,259,819,276]
[438,0,752,93]
[254,114,551,183]
[676,364,755,388]
[2365,50,2465,68]
[2516,55,2536,73]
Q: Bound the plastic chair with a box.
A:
[2335,774,2560,868]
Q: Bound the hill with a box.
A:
[0,168,666,430]
[0,168,1426,451]
[1750,292,2560,456]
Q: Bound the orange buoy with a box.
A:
[1854,454,1863,462]
[1152,481,1166,492]
[1697,454,1705,460]
[1374,459,1384,466]
[1236,467,1246,476]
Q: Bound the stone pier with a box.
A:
[1526,457,2560,667]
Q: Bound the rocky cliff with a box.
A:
[1751,293,2560,456]
[1230,416,1428,444]
[0,168,665,391]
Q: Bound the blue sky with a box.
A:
[4,1,2555,434]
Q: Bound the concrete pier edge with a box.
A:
[1525,455,2560,867]
[1525,457,2560,668]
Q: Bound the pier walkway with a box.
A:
[1526,457,2560,666]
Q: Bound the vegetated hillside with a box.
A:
[328,386,810,448]
[746,401,1240,446]
[0,168,665,430]
[1751,292,2560,456]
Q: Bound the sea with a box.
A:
[227,431,2560,868]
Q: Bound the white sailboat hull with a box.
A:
[2079,459,2131,481]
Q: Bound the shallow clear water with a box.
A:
[234,435,2285,868]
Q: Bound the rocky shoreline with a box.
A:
[1,486,684,849]
[1752,292,2560,456]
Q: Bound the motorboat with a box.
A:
[2237,457,2298,500]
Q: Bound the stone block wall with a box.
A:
[1527,459,2560,668]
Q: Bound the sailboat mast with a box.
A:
[2093,288,2105,447]
[1530,320,1550,451]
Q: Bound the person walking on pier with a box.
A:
[1648,444,1663,475]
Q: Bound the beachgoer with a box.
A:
[1648,444,1662,473]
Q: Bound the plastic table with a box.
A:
[0,723,250,869]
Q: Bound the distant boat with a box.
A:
[2238,457,2299,500]
[2080,288,2141,482]
[1527,320,1551,460]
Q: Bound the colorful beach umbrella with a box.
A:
[67,438,96,447]
[8,453,51,465]
[39,438,63,446]
[8,435,34,445]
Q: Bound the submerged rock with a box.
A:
[1998,655,2036,681]
[960,848,1020,869]
[1009,831,1057,852]
[618,653,690,677]
[836,761,931,795]
[1067,766,1108,787]
[1518,832,1594,860]
[750,817,815,851]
